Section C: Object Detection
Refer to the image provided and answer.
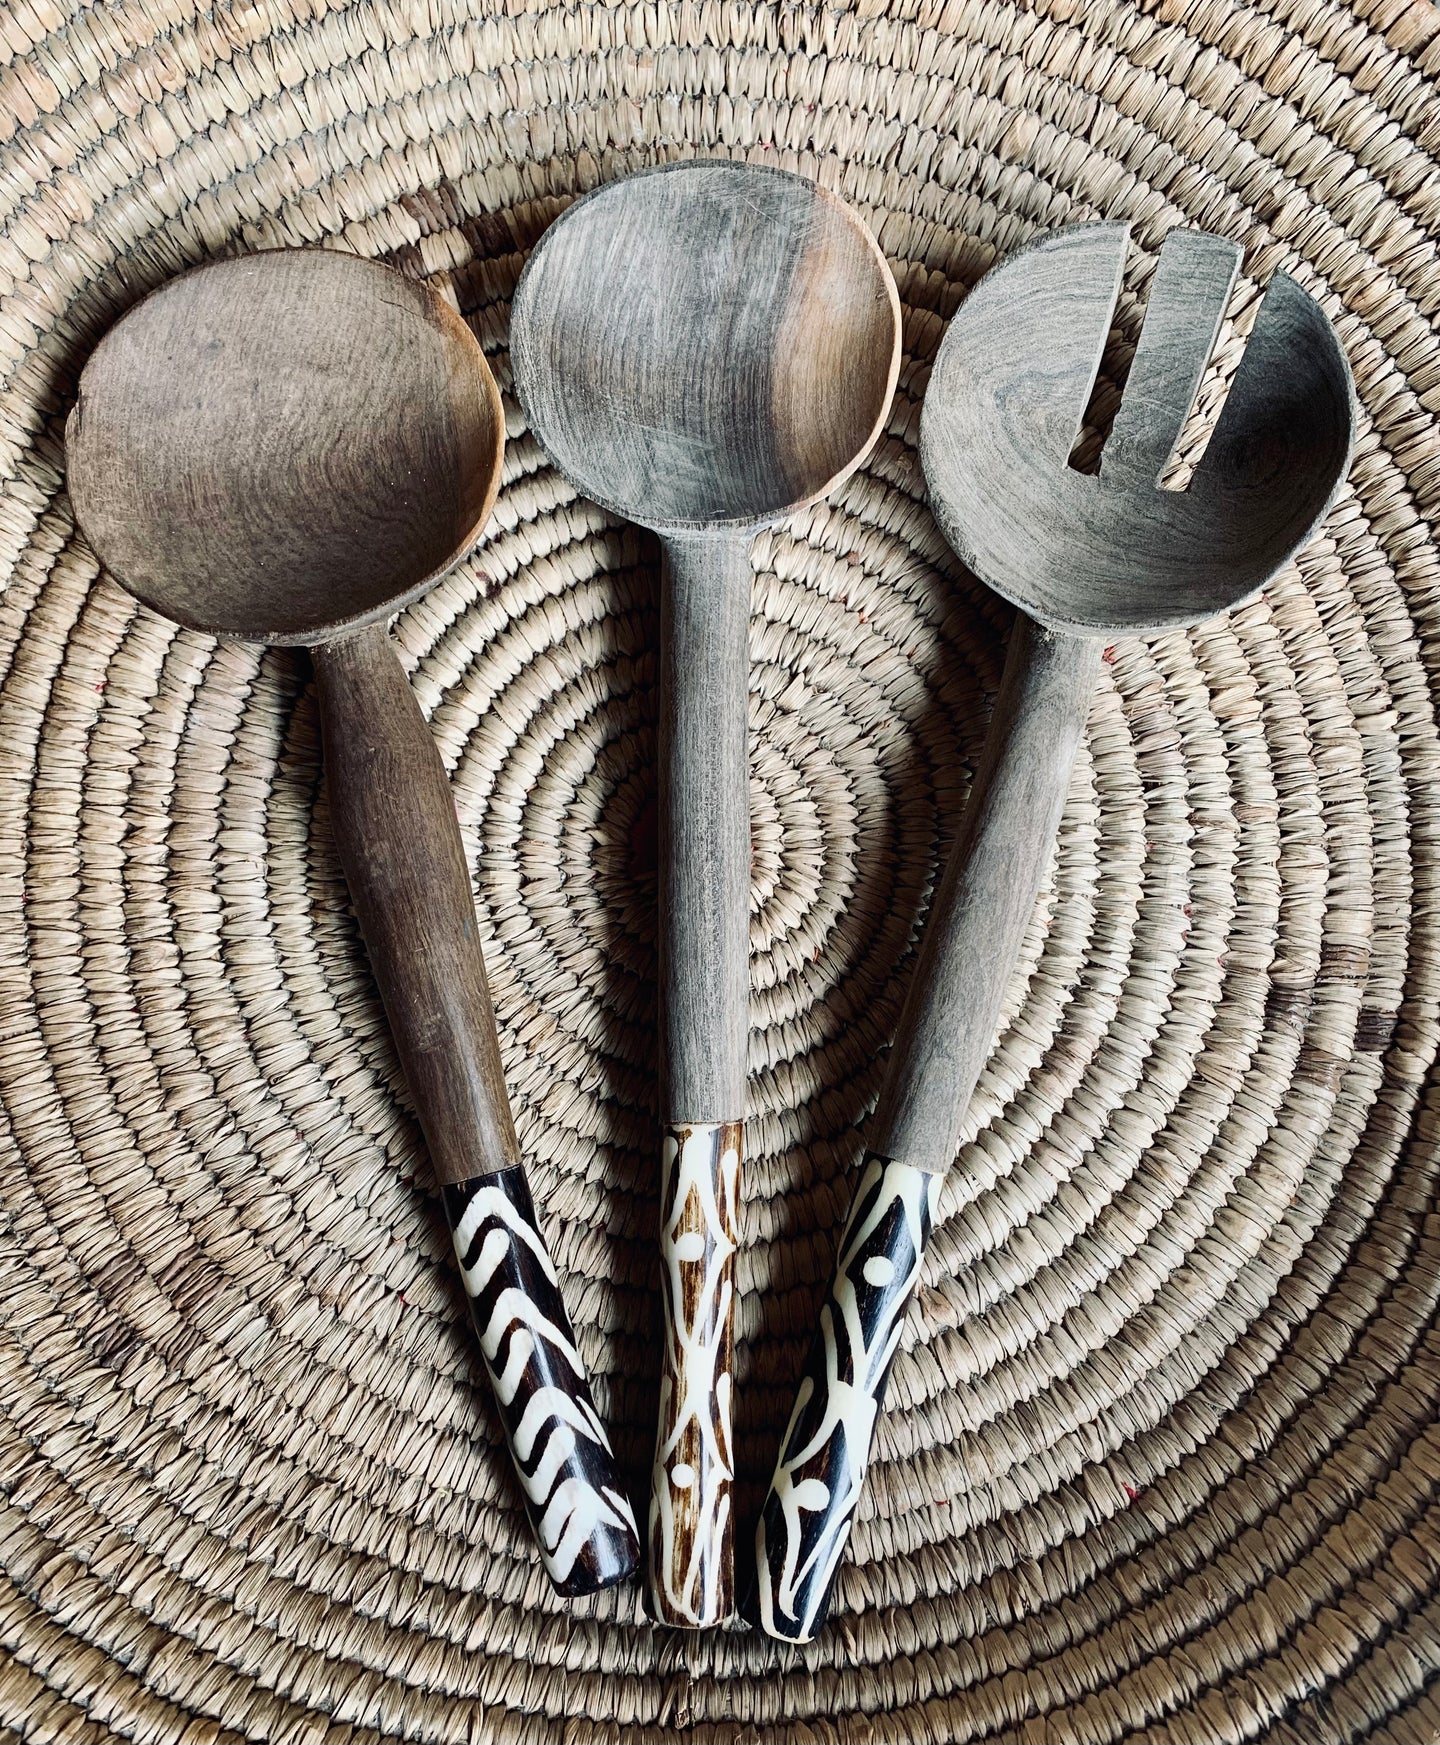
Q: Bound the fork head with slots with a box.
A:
[920,220,1355,638]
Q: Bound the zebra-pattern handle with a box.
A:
[751,1154,941,1642]
[443,1167,641,1596]
[648,1121,741,1627]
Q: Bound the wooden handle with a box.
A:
[872,617,1102,1169]
[444,1167,641,1595]
[752,1154,940,1642]
[751,616,1100,1640]
[313,622,521,1186]
[314,624,640,1596]
[657,529,751,1122]
[649,530,751,1626]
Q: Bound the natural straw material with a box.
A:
[3,1,1440,1739]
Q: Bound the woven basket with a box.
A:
[4,0,1440,1738]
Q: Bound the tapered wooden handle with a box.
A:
[752,1154,940,1642]
[314,624,640,1596]
[872,617,1102,1168]
[649,531,751,1627]
[313,622,521,1186]
[752,616,1101,1640]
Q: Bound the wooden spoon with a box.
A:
[65,246,642,1597]
[510,160,902,1627]
[752,222,1356,1641]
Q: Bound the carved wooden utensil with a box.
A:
[752,222,1356,1642]
[65,247,642,1597]
[511,160,902,1627]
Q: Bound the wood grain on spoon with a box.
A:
[66,247,518,1189]
[511,159,901,1628]
[64,247,643,1598]
[921,225,1357,637]
[511,160,900,533]
[66,248,502,645]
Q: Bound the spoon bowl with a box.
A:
[511,159,900,530]
[67,247,504,645]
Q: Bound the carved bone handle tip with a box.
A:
[752,1155,940,1643]
[446,1167,642,1596]
[648,1121,741,1627]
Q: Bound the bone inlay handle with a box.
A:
[648,1121,741,1626]
[753,1154,940,1643]
[445,1168,641,1596]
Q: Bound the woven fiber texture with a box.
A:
[4,0,1440,1738]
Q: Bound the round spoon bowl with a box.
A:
[920,224,1355,637]
[66,248,504,645]
[510,160,901,532]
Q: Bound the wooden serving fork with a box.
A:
[751,222,1355,1642]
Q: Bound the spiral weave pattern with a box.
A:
[4,0,1440,1738]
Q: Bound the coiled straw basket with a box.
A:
[3,0,1440,1738]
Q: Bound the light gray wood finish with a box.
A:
[919,223,1356,638]
[63,249,643,1599]
[1101,229,1240,489]
[888,221,1357,1176]
[659,531,752,1121]
[509,160,902,536]
[871,619,1102,1169]
[509,159,902,1628]
[510,158,901,1124]
[753,223,1355,1642]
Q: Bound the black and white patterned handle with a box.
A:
[752,1154,941,1642]
[443,1166,642,1596]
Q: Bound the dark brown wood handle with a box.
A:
[314,625,643,1597]
[312,622,521,1187]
